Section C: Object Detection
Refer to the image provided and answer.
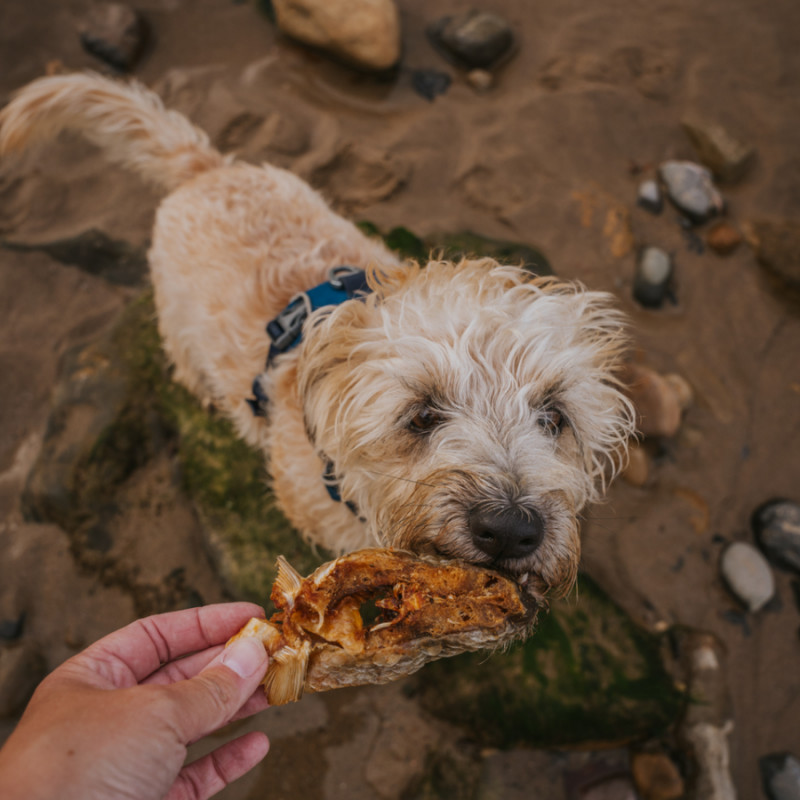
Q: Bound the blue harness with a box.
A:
[246,265,372,513]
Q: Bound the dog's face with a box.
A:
[298,260,634,597]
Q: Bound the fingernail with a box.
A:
[221,637,267,679]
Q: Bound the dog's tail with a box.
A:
[0,72,227,192]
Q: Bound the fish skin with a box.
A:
[228,547,541,705]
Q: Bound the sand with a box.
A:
[1,0,800,797]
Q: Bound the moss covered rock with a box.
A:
[23,292,321,609]
[414,575,685,748]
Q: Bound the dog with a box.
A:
[0,73,635,598]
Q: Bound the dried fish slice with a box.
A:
[227,548,540,705]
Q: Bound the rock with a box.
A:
[0,642,45,717]
[637,179,663,214]
[684,722,737,800]
[428,9,515,70]
[466,68,494,92]
[659,160,724,224]
[681,115,755,184]
[271,0,401,72]
[706,221,742,256]
[622,441,649,487]
[23,294,321,610]
[78,2,147,72]
[622,364,690,439]
[416,574,684,749]
[0,613,25,642]
[745,219,800,291]
[752,499,800,574]
[663,373,693,412]
[720,541,775,612]
[631,752,685,800]
[633,247,673,308]
[1,230,148,287]
[760,752,800,800]
[677,633,736,800]
[410,69,452,102]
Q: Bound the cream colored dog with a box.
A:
[0,73,634,598]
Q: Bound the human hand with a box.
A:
[0,602,271,800]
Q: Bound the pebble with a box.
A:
[706,221,742,255]
[271,0,401,72]
[0,642,45,717]
[752,499,800,574]
[633,246,673,308]
[720,541,775,612]
[411,69,452,101]
[745,219,800,291]
[622,364,691,439]
[637,180,663,214]
[681,114,755,184]
[78,2,147,72]
[466,68,494,92]
[659,161,724,224]
[428,9,515,70]
[0,613,25,642]
[631,752,685,800]
[760,752,800,800]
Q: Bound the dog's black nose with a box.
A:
[469,507,544,561]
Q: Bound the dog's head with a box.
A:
[298,260,634,597]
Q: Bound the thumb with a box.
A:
[165,636,268,743]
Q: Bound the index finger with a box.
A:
[77,602,266,688]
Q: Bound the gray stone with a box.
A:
[411,69,452,102]
[428,9,515,70]
[78,2,147,72]
[659,160,724,223]
[681,115,755,184]
[638,179,663,214]
[0,642,45,717]
[752,500,800,574]
[633,246,673,308]
[720,541,775,612]
[760,753,800,800]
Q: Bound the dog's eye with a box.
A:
[408,407,445,434]
[538,406,566,436]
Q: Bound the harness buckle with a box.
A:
[327,264,362,290]
[266,292,312,351]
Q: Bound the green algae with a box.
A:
[414,574,685,748]
[108,293,323,602]
[357,222,552,275]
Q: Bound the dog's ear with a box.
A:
[296,260,426,450]
[550,286,636,494]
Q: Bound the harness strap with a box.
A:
[246,265,372,516]
[266,266,370,367]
